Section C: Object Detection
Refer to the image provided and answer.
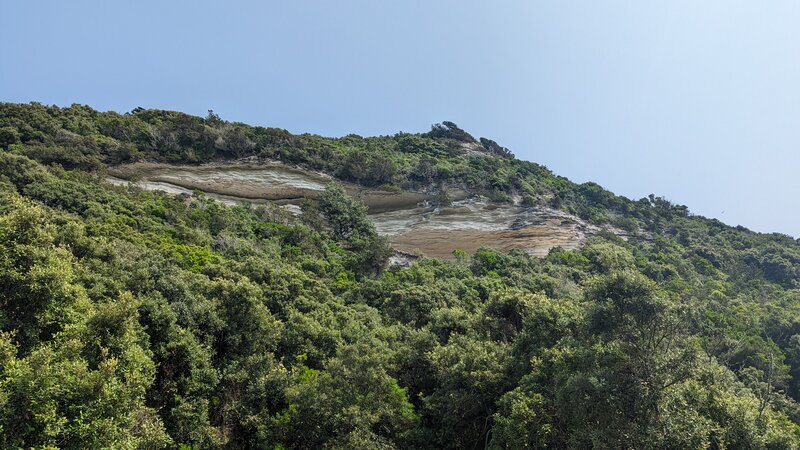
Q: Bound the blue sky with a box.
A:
[2,1,799,235]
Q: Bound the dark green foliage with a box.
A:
[316,183,374,241]
[426,121,476,143]
[0,126,20,149]
[16,143,104,170]
[336,149,398,186]
[315,184,393,276]
[1,104,800,448]
[0,102,700,230]
[479,137,514,159]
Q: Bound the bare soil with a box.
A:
[389,225,586,259]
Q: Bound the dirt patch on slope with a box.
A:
[390,225,587,259]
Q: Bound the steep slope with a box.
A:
[1,102,799,449]
[104,160,635,259]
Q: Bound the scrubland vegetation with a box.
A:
[1,103,800,448]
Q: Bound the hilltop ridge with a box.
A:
[0,102,696,225]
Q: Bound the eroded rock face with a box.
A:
[374,198,617,259]
[107,162,632,260]
[107,162,432,212]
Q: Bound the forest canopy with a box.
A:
[0,102,799,448]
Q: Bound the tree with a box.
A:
[270,343,418,449]
[424,335,512,449]
[0,126,20,149]
[427,121,476,143]
[317,184,373,241]
[214,124,255,158]
[479,137,514,159]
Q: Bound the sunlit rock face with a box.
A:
[108,162,628,259]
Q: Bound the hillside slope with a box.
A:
[1,102,799,448]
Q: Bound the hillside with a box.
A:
[1,102,800,448]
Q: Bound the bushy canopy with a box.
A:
[0,103,799,448]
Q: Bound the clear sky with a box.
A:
[2,1,799,236]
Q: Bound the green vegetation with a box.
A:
[1,102,800,448]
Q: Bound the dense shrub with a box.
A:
[1,104,800,448]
